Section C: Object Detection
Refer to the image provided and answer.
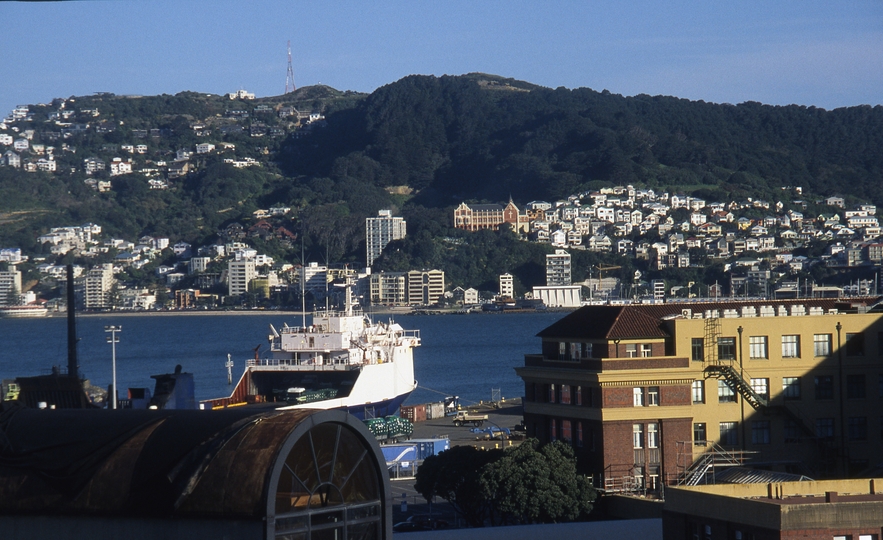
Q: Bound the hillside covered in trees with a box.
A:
[2,73,882,292]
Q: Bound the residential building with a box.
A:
[79,263,115,309]
[365,210,407,267]
[369,271,407,306]
[406,269,445,306]
[227,258,256,297]
[546,249,572,286]
[516,299,883,491]
[500,273,514,299]
[0,267,22,306]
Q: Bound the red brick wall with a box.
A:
[603,387,634,408]
[660,384,690,406]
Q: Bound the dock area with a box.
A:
[407,396,525,450]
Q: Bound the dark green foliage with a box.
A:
[414,439,595,527]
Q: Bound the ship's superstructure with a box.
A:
[204,280,420,418]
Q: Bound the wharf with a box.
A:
[409,397,525,451]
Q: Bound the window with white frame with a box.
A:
[813,333,831,356]
[750,378,769,401]
[633,387,644,406]
[641,343,652,357]
[633,423,644,448]
[782,335,800,358]
[647,422,659,448]
[692,380,705,403]
[647,386,660,406]
[626,343,637,358]
[749,336,768,359]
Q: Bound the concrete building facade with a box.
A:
[365,209,406,267]
[0,267,22,306]
[227,258,256,297]
[546,249,572,286]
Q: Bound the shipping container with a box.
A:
[400,403,426,423]
[425,401,445,420]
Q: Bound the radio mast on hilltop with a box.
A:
[285,40,296,94]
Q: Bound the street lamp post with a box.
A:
[105,325,121,410]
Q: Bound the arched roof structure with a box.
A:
[0,404,391,539]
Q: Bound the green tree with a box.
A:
[413,445,503,527]
[479,439,596,525]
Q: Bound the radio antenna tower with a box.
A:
[285,40,296,94]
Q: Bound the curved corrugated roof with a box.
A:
[0,403,341,519]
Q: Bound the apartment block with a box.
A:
[227,258,256,297]
[365,210,406,267]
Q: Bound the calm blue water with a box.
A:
[0,311,565,407]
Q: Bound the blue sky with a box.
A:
[1,1,881,117]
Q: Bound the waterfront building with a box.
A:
[546,249,572,286]
[406,269,445,306]
[0,267,22,306]
[369,271,407,306]
[365,209,406,267]
[516,299,883,491]
[78,263,114,309]
[500,273,514,299]
[227,258,256,297]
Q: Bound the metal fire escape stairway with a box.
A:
[699,318,835,478]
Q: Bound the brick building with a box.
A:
[516,299,883,491]
[453,200,528,232]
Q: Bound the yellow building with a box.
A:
[516,299,883,491]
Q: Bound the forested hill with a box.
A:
[279,73,883,207]
[2,73,883,267]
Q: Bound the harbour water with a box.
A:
[0,310,565,407]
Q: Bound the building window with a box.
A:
[633,387,644,406]
[560,384,572,404]
[847,374,866,399]
[848,417,867,440]
[846,332,865,356]
[693,423,706,446]
[814,333,832,356]
[783,419,800,443]
[751,420,770,444]
[750,378,769,401]
[626,343,637,358]
[720,422,738,446]
[781,335,800,358]
[692,338,704,361]
[582,342,593,359]
[647,422,659,448]
[576,421,583,447]
[561,419,572,442]
[633,423,644,449]
[815,376,834,400]
[575,386,582,406]
[718,380,736,403]
[570,342,580,361]
[718,337,736,360]
[550,418,557,441]
[548,384,557,403]
[692,380,705,403]
[647,386,660,406]
[558,342,566,361]
[641,343,652,357]
[782,377,801,400]
[816,418,834,440]
[749,336,768,359]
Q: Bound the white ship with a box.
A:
[203,281,419,419]
[0,305,49,318]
